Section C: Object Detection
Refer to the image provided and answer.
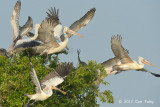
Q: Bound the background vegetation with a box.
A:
[0,51,114,107]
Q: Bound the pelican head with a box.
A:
[138,56,156,67]
[63,26,84,38]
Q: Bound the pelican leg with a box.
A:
[52,86,67,95]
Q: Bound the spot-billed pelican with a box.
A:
[25,56,73,105]
[27,8,96,50]
[13,7,83,55]
[101,35,160,77]
[8,0,33,52]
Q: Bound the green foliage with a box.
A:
[0,53,114,107]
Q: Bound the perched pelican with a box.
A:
[8,0,33,52]
[25,56,73,105]
[101,35,160,77]
[13,7,83,55]
[77,49,87,67]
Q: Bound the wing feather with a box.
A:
[19,16,33,39]
[11,0,21,40]
[111,35,133,64]
[14,40,41,49]
[41,62,73,86]
[101,57,121,68]
[29,56,42,93]
[61,8,96,41]
[38,7,61,43]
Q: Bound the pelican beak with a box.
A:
[142,59,156,67]
[67,29,84,38]
[51,86,55,89]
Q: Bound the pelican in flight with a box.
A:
[13,7,83,55]
[27,8,96,50]
[77,49,87,67]
[8,0,33,52]
[25,56,73,105]
[101,35,160,77]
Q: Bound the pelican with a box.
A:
[27,8,96,49]
[8,0,33,52]
[101,35,160,77]
[13,7,83,55]
[25,55,73,105]
[77,49,87,67]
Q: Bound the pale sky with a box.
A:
[0,0,160,107]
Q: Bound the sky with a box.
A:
[0,0,160,107]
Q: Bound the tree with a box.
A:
[0,51,114,107]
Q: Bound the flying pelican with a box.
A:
[13,7,83,55]
[27,8,96,49]
[77,49,87,67]
[25,56,73,105]
[101,35,160,77]
[8,0,33,52]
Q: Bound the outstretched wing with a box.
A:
[111,35,133,64]
[38,7,62,43]
[8,0,21,51]
[61,8,96,41]
[29,56,42,93]
[13,16,33,45]
[11,0,21,41]
[41,62,73,87]
[101,57,121,68]
[19,16,33,39]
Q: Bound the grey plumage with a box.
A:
[28,55,42,93]
[13,7,61,55]
[101,57,120,68]
[61,8,96,41]
[8,0,21,51]
[8,0,34,52]
[111,35,133,64]
[14,40,41,49]
[41,62,73,83]
[19,16,33,39]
